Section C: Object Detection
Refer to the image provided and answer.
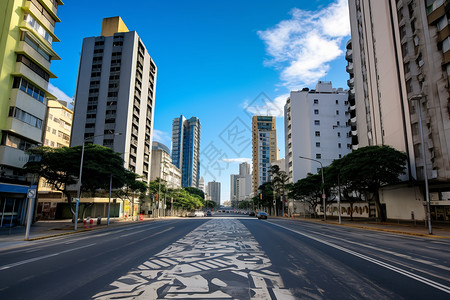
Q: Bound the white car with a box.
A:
[194,211,205,217]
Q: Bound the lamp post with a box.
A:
[410,95,432,235]
[25,173,38,240]
[76,132,121,230]
[299,156,326,220]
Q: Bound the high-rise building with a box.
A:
[37,100,73,219]
[347,0,450,220]
[252,116,277,195]
[207,181,221,206]
[230,162,252,206]
[0,0,63,226]
[284,81,351,183]
[230,174,239,206]
[71,16,157,183]
[171,115,201,188]
[198,176,205,193]
[150,142,181,189]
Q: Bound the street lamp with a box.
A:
[299,156,326,220]
[410,95,432,235]
[76,132,121,230]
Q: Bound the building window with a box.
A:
[9,106,43,129]
[13,77,45,102]
[16,55,49,81]
[338,143,341,148]
[336,100,339,104]
[316,142,320,147]
[336,110,339,115]
[337,132,341,137]
[316,154,321,159]
[339,154,342,158]
[314,120,320,125]
[314,109,319,115]
[315,131,320,137]
[314,99,319,104]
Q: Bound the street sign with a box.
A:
[27,189,36,198]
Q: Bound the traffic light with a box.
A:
[260,193,262,199]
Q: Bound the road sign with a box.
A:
[27,189,36,198]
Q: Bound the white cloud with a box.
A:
[153,129,170,143]
[48,83,73,105]
[221,158,252,164]
[242,93,289,118]
[257,0,350,89]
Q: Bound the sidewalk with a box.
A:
[0,217,159,250]
[287,216,450,238]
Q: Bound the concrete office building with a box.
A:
[171,115,201,188]
[230,174,239,206]
[284,82,351,183]
[71,16,157,183]
[347,0,450,220]
[0,0,63,226]
[150,142,181,189]
[207,181,221,206]
[252,116,277,195]
[199,176,205,193]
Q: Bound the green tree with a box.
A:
[115,171,148,217]
[338,145,407,221]
[184,187,205,200]
[270,165,289,215]
[24,145,129,220]
[288,173,323,218]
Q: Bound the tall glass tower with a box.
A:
[171,115,201,188]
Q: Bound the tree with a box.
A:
[270,165,289,215]
[258,182,275,213]
[288,173,323,218]
[338,145,407,221]
[25,145,130,220]
[115,171,147,217]
[184,187,205,200]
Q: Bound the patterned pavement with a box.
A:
[92,218,295,299]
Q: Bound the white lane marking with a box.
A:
[269,222,450,294]
[302,228,450,273]
[0,243,96,271]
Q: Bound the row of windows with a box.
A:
[13,76,45,102]
[315,131,343,137]
[24,14,52,44]
[314,109,341,115]
[16,54,50,81]
[28,0,56,27]
[21,32,51,61]
[313,99,347,105]
[3,133,35,150]
[8,106,43,129]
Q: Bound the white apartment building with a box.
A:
[285,81,351,183]
[150,142,181,189]
[230,162,252,205]
[71,17,156,183]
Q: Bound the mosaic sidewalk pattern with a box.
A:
[92,219,295,299]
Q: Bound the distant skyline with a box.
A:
[49,0,350,203]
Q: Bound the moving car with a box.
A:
[206,211,212,217]
[248,211,256,216]
[256,212,268,219]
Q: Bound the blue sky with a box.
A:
[50,0,350,203]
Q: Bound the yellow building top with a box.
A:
[101,16,129,37]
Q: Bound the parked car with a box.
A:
[248,211,256,216]
[206,211,212,217]
[256,212,268,219]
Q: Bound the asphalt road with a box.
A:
[0,214,449,299]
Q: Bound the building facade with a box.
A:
[347,0,450,220]
[207,181,221,206]
[150,142,181,189]
[37,100,72,219]
[284,82,351,183]
[252,116,277,195]
[0,0,63,226]
[171,115,201,188]
[71,16,157,183]
[230,162,252,207]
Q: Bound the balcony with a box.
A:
[345,48,353,61]
[427,0,445,24]
[0,146,29,169]
[346,62,353,73]
[347,77,354,88]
